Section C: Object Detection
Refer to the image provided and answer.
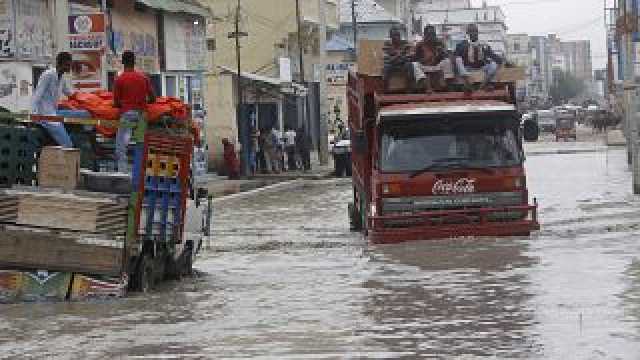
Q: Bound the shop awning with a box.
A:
[218,66,307,96]
[136,0,211,17]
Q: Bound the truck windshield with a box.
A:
[379,117,522,173]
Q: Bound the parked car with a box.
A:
[536,110,556,133]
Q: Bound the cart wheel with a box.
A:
[135,254,155,293]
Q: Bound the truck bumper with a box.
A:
[368,205,539,244]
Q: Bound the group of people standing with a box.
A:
[383,23,506,93]
[253,127,311,175]
[223,126,312,179]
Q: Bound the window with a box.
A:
[379,117,522,173]
[514,43,521,52]
[165,76,176,97]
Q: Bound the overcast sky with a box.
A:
[471,0,607,69]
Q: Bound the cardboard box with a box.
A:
[38,146,80,190]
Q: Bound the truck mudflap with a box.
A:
[368,204,539,244]
[0,270,127,303]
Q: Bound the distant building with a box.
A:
[506,34,531,101]
[529,35,552,102]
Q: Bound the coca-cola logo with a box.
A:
[432,178,476,195]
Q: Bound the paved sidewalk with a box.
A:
[204,152,338,198]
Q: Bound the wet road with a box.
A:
[2,147,640,359]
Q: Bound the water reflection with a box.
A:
[360,238,540,358]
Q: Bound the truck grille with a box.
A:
[382,192,524,214]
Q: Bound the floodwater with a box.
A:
[2,146,640,359]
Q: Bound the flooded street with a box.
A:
[2,146,640,359]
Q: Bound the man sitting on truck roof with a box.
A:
[382,26,415,92]
[454,24,504,90]
[412,25,450,93]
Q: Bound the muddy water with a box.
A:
[2,148,640,359]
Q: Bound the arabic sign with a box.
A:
[432,178,477,195]
[68,14,105,51]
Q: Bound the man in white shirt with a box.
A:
[284,127,297,170]
[32,52,74,148]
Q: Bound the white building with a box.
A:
[413,1,507,56]
[339,0,406,43]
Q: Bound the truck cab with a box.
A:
[348,40,539,243]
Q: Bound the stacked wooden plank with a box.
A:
[0,188,129,276]
[0,188,128,236]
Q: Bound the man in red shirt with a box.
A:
[113,50,156,173]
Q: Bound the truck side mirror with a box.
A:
[353,130,368,154]
[522,119,539,142]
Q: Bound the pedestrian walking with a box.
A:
[284,127,297,171]
[262,127,278,173]
[272,127,284,173]
[31,52,75,148]
[250,127,260,176]
[113,50,156,173]
[295,127,312,171]
[222,138,240,179]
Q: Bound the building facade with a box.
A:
[203,0,339,170]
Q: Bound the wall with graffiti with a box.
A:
[108,1,159,74]
[15,0,52,60]
[164,13,206,72]
[0,62,35,112]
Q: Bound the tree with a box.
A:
[550,70,585,105]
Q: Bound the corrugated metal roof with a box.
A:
[136,0,211,17]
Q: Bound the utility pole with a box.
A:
[622,0,640,193]
[229,0,249,177]
[295,0,309,138]
[351,0,358,53]
[295,0,305,84]
[318,0,328,165]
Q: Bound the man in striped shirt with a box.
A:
[382,27,414,92]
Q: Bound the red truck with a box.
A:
[347,65,539,244]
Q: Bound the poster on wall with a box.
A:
[16,0,52,59]
[71,51,102,90]
[69,14,105,90]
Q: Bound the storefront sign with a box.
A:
[69,14,105,90]
[68,14,105,51]
[326,63,355,85]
